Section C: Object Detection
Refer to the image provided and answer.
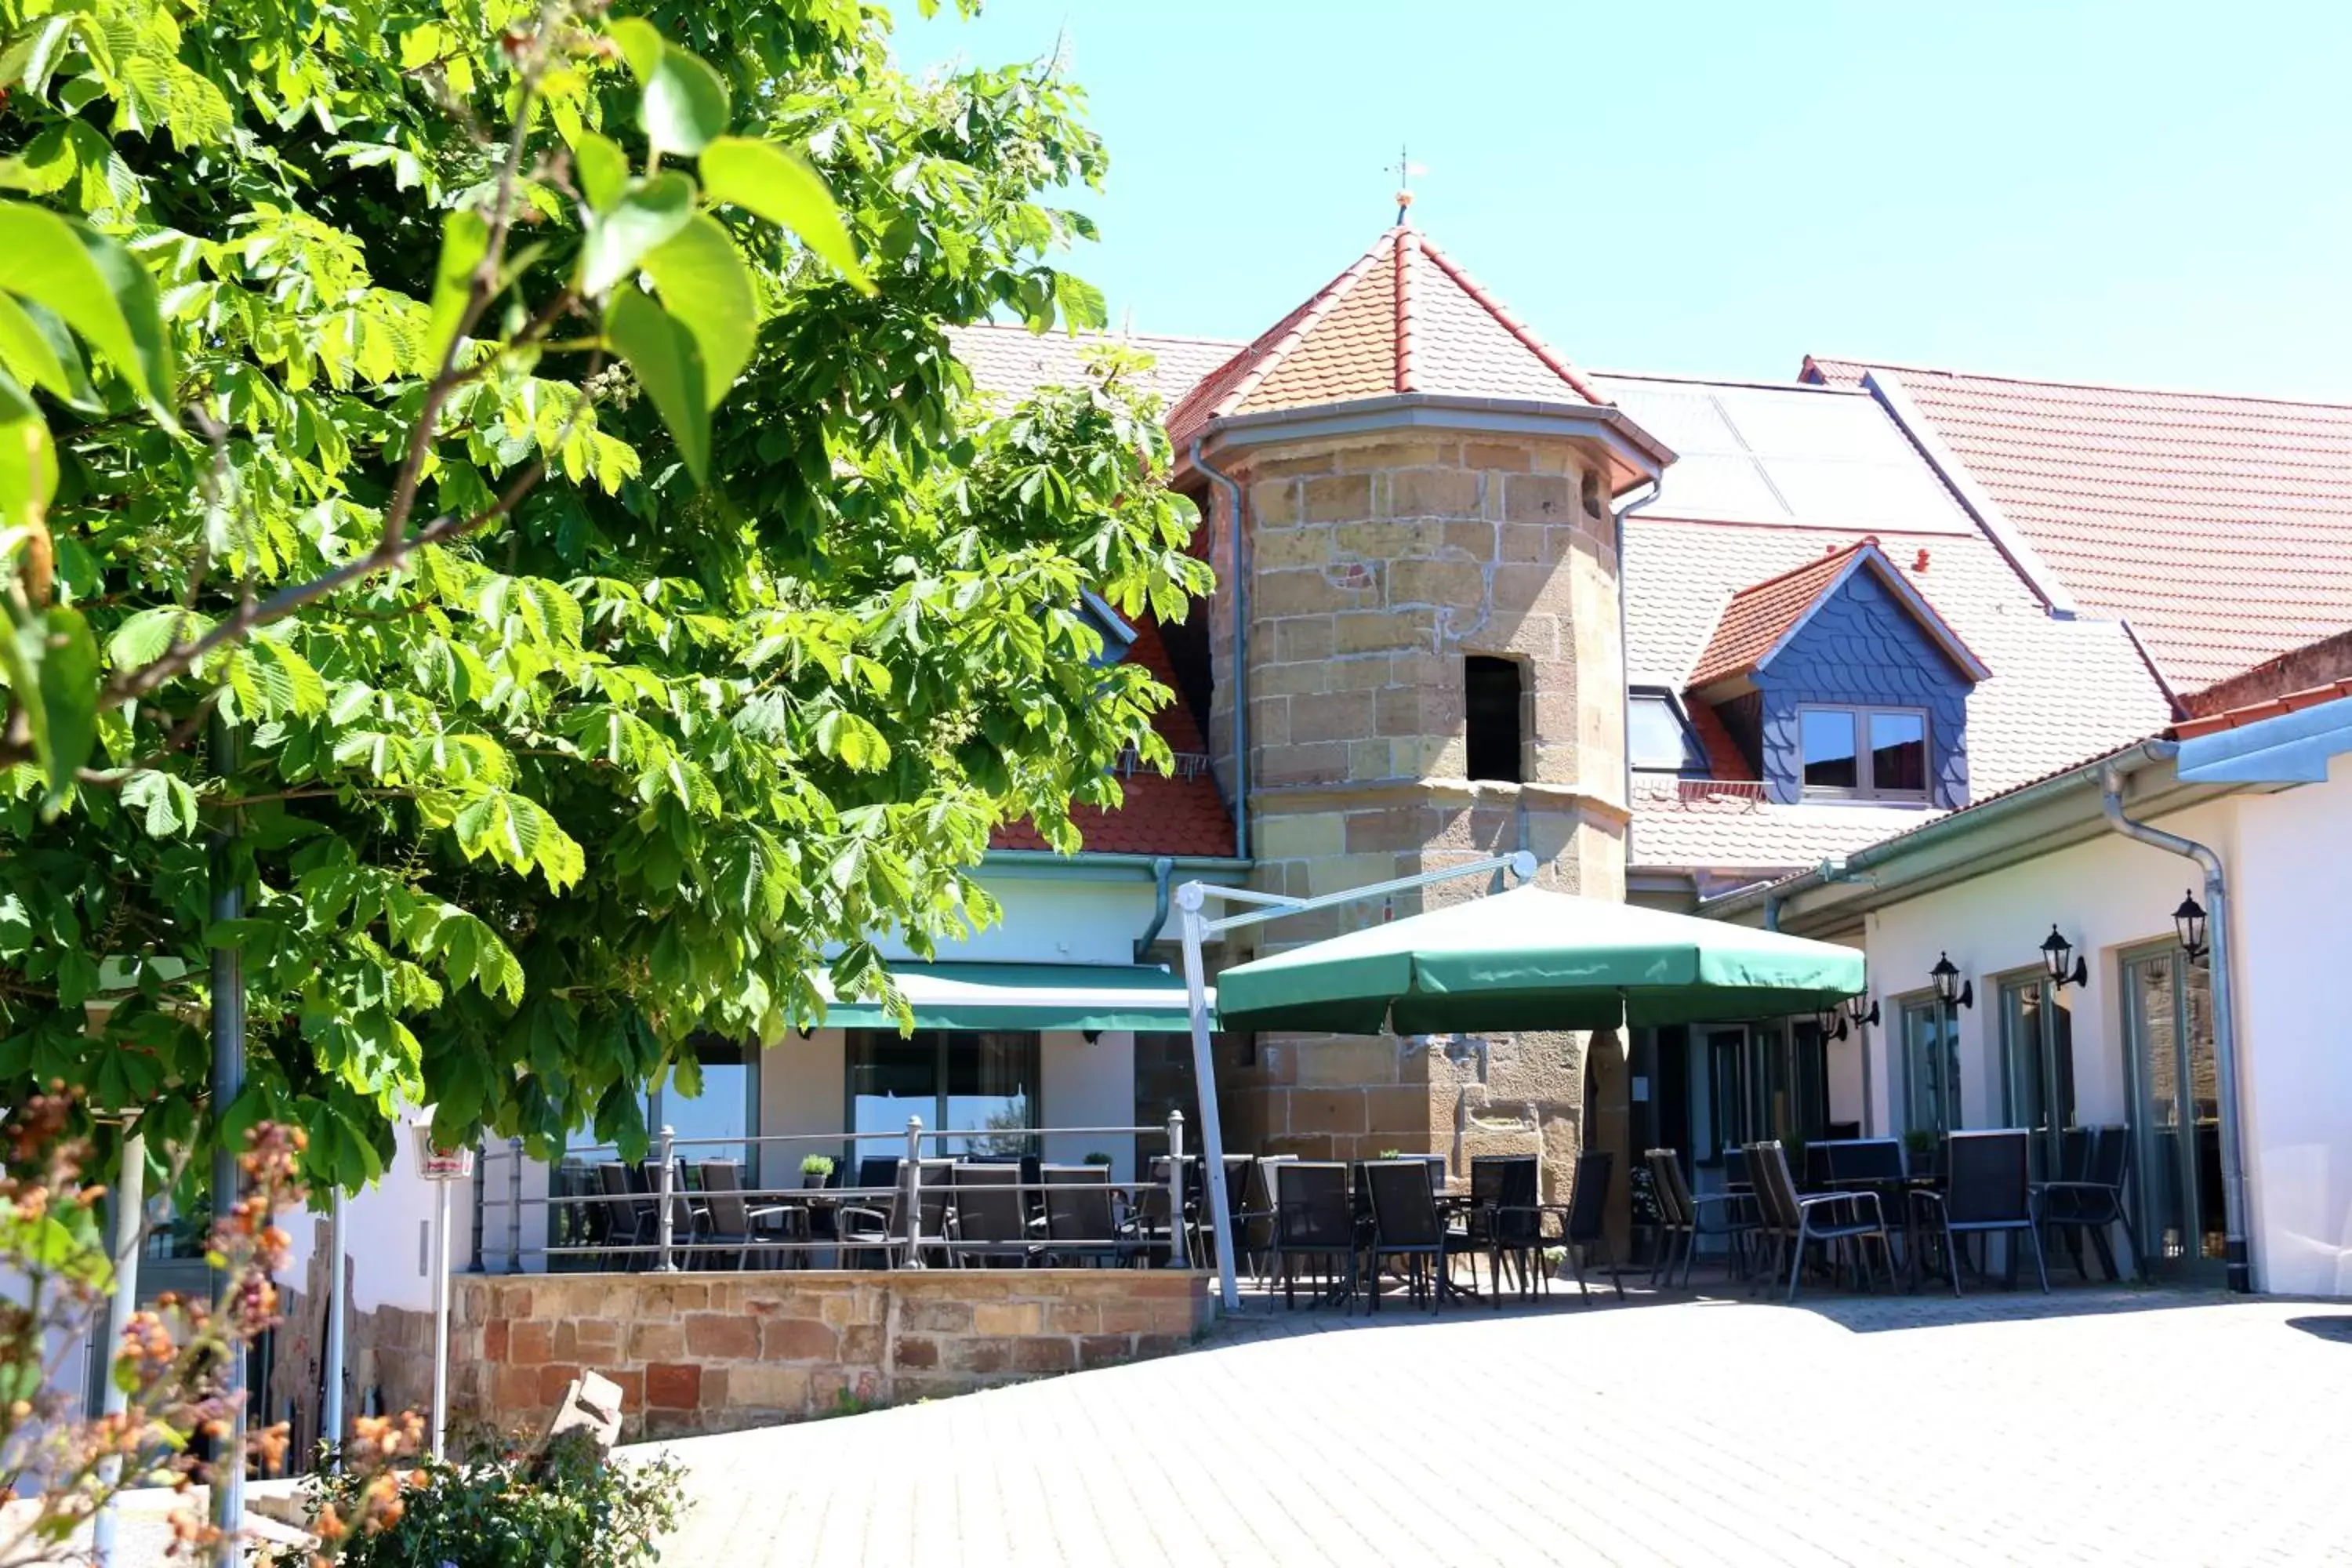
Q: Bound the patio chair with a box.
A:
[836,1157,903,1269]
[951,1162,1044,1267]
[1748,1140,1893,1303]
[1203,1153,1256,1269]
[695,1160,802,1270]
[1558,1149,1624,1302]
[1269,1160,1356,1310]
[2040,1124,2140,1282]
[1465,1156,1545,1302]
[1644,1148,1756,1288]
[1362,1158,1476,1313]
[594,1162,652,1269]
[1909,1128,2049,1297]
[1237,1155,1295,1282]
[633,1159,706,1267]
[1138,1153,1203,1266]
[1040,1164,1143,1267]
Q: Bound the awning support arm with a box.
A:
[1175,851,1540,1311]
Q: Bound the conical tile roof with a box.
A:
[1167,224,1607,451]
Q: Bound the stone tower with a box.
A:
[1166,224,1672,1200]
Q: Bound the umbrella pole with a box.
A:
[1178,889,1241,1312]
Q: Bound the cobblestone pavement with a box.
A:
[642,1283,2352,1566]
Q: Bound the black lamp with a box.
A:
[2041,924,2089,989]
[2172,891,2209,961]
[1813,1004,1847,1042]
[1931,952,1973,1011]
[1845,994,1880,1029]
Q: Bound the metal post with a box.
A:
[205,714,245,1563]
[1177,891,1240,1309]
[429,1178,450,1461]
[902,1116,924,1269]
[1164,1110,1189,1269]
[92,1121,146,1566]
[505,1137,523,1273]
[322,1186,345,1465]
[653,1126,677,1273]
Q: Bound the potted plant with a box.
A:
[1903,1127,1938,1177]
[800,1153,835,1189]
[1083,1151,1113,1167]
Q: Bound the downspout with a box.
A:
[2101,752,2252,1294]
[1189,436,1250,862]
[1131,855,1176,963]
[1613,479,1664,828]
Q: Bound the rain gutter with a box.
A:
[2100,747,2252,1293]
[1132,855,1176,963]
[1613,479,1664,829]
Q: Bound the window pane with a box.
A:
[1628,695,1693,771]
[849,1032,935,1155]
[944,1032,1038,1156]
[1800,710,1857,789]
[665,1040,751,1171]
[1869,711,1927,793]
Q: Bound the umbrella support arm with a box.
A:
[1174,851,1539,1313]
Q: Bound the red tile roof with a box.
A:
[1164,225,1604,452]
[2171,678,2352,740]
[989,616,1234,858]
[1684,699,1757,782]
[1803,356,2352,691]
[1686,537,1987,692]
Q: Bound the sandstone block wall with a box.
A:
[1198,429,1630,1201]
[446,1269,1214,1440]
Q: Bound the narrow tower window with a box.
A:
[1464,655,1523,783]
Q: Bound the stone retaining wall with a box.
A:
[448,1269,1215,1439]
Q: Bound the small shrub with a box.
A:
[1081,1152,1112,1167]
[293,1428,685,1568]
[800,1154,836,1178]
[1376,1149,1403,1160]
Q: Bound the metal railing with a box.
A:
[471,1113,1193,1275]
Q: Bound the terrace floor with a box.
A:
[642,1279,2352,1566]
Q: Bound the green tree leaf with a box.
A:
[604,287,708,483]
[0,603,98,814]
[0,369,56,529]
[425,210,489,369]
[122,768,198,836]
[698,137,873,294]
[641,214,756,406]
[0,205,176,421]
[609,18,731,162]
[572,132,629,212]
[0,292,72,399]
[577,172,695,299]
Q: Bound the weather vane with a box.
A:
[1392,144,1425,225]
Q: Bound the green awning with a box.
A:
[816,963,1203,1034]
[1214,885,1864,1034]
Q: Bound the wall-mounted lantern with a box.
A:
[2041,925,2089,989]
[1813,1004,1848,1042]
[1845,994,1880,1030]
[2172,891,2209,961]
[1931,952,1973,1011]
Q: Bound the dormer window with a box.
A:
[1628,688,1704,773]
[1800,705,1928,800]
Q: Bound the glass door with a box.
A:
[1899,996,1959,1136]
[1704,1026,1750,1163]
[1998,975,2074,1179]
[2122,947,2223,1277]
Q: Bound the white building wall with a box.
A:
[2227,753,2352,1296]
[278,1115,456,1313]
[1040,1029,1139,1181]
[877,872,1165,967]
[1842,766,2352,1296]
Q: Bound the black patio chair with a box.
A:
[950,1162,1044,1267]
[1138,1153,1203,1265]
[1558,1149,1624,1302]
[633,1158,705,1266]
[1644,1148,1756,1288]
[1748,1140,1893,1303]
[1465,1156,1545,1302]
[1201,1153,1256,1268]
[695,1160,801,1270]
[1269,1160,1356,1310]
[594,1162,651,1269]
[1910,1129,2048,1296]
[2040,1124,2140,1281]
[1235,1155,1294,1283]
[1361,1159,1474,1313]
[836,1156,903,1269]
[1040,1164,1143,1267]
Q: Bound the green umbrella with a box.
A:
[1213,884,1865,1034]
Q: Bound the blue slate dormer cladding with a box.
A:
[1753,568,1973,808]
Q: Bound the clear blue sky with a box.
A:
[895,1,2352,399]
